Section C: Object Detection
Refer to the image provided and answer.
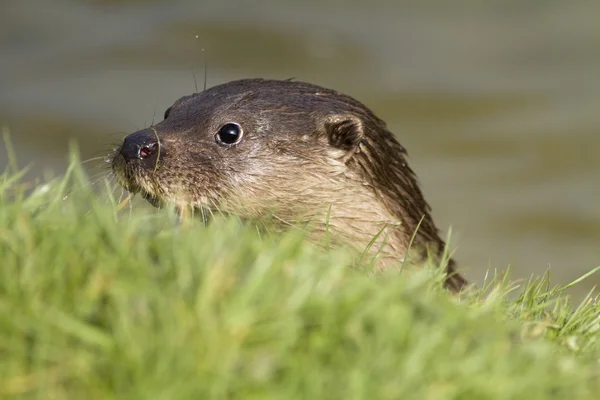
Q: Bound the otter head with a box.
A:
[111,79,380,221]
[110,78,467,291]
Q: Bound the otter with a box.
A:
[110,78,467,292]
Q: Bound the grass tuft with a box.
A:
[1,144,600,399]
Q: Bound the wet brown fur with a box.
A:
[110,78,468,292]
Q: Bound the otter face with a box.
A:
[110,79,378,222]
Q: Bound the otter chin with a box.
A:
[110,78,467,292]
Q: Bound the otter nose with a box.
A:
[119,130,159,161]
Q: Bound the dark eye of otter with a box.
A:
[163,107,172,120]
[215,123,243,146]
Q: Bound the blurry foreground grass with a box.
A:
[1,144,600,399]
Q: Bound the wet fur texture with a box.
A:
[111,78,467,292]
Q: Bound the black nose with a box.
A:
[119,130,159,161]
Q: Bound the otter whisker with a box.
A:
[81,155,112,165]
[116,186,126,205]
[203,59,208,92]
[198,203,207,225]
[100,174,122,206]
[206,197,225,220]
[117,192,134,211]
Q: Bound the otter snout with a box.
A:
[119,130,159,162]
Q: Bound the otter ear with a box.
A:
[323,115,364,151]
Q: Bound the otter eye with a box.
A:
[215,123,243,146]
[163,107,172,120]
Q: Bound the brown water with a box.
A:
[1,0,599,296]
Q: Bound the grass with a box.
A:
[1,144,600,399]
